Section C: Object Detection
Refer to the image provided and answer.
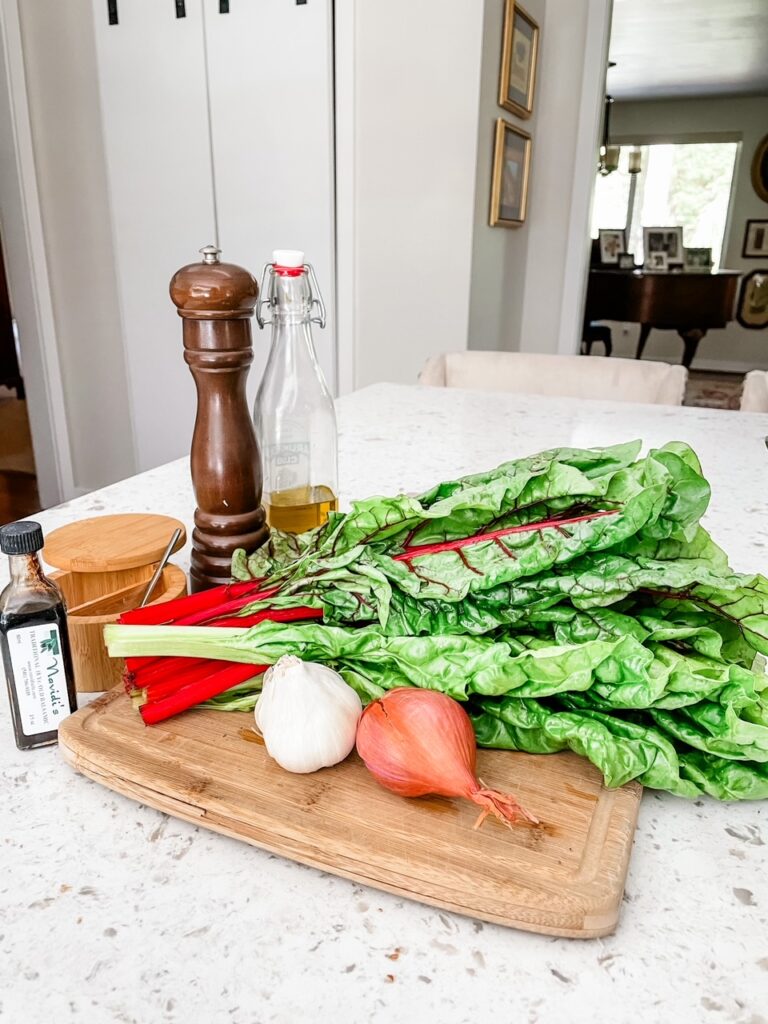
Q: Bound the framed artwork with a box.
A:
[489,119,532,228]
[736,270,768,330]
[618,252,636,269]
[743,220,768,258]
[684,247,713,271]
[498,1,539,119]
[598,229,627,264]
[751,135,768,203]
[643,226,684,266]
[646,252,669,272]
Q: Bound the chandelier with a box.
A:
[598,72,642,177]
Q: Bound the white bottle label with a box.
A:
[7,623,70,736]
[264,441,311,491]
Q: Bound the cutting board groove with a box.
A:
[59,687,641,937]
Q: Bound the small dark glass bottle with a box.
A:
[0,521,77,750]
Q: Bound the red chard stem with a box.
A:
[393,509,619,562]
[139,663,266,725]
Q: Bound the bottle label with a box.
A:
[7,624,70,737]
[267,441,310,468]
[264,441,310,490]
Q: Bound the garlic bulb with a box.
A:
[254,655,362,774]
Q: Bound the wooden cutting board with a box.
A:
[58,688,642,938]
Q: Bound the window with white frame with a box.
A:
[591,141,739,268]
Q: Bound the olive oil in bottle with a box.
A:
[0,521,77,750]
[254,250,338,534]
[264,484,338,533]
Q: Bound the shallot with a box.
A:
[355,687,536,829]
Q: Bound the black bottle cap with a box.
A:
[0,520,45,556]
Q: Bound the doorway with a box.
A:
[0,230,40,524]
[582,0,768,393]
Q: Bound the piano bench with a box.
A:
[582,323,613,357]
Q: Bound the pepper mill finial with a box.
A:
[170,247,269,592]
[199,244,222,265]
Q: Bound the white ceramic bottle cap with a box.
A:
[272,249,304,268]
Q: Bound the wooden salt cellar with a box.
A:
[43,513,187,692]
[170,246,269,592]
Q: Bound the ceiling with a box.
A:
[608,0,768,100]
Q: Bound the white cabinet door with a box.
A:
[203,0,336,400]
[91,0,216,470]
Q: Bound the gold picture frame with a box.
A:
[736,270,768,330]
[490,119,532,228]
[751,134,768,203]
[498,0,539,119]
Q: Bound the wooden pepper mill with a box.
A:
[170,245,269,592]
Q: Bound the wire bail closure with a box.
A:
[256,262,327,329]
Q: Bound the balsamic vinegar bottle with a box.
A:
[0,521,77,750]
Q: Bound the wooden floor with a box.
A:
[0,385,40,525]
[0,470,41,526]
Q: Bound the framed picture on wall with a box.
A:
[751,134,768,203]
[598,229,627,264]
[643,226,684,266]
[498,1,539,119]
[736,270,768,330]
[489,119,532,227]
[743,220,768,258]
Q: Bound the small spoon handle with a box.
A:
[139,528,183,608]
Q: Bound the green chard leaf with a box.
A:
[329,441,644,554]
[470,695,768,800]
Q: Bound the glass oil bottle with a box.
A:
[254,249,338,534]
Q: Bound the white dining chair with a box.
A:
[740,371,768,413]
[418,352,687,406]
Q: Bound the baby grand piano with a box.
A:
[584,269,740,368]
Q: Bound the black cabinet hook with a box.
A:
[107,0,118,24]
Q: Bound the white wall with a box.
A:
[467,0,542,353]
[467,0,611,357]
[347,0,484,388]
[90,0,215,473]
[14,0,338,491]
[525,0,611,356]
[204,0,337,402]
[610,95,768,370]
[17,0,136,492]
[10,0,618,501]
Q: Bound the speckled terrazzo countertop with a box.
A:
[2,383,767,1024]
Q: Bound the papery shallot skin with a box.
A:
[356,688,486,797]
[355,688,537,827]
